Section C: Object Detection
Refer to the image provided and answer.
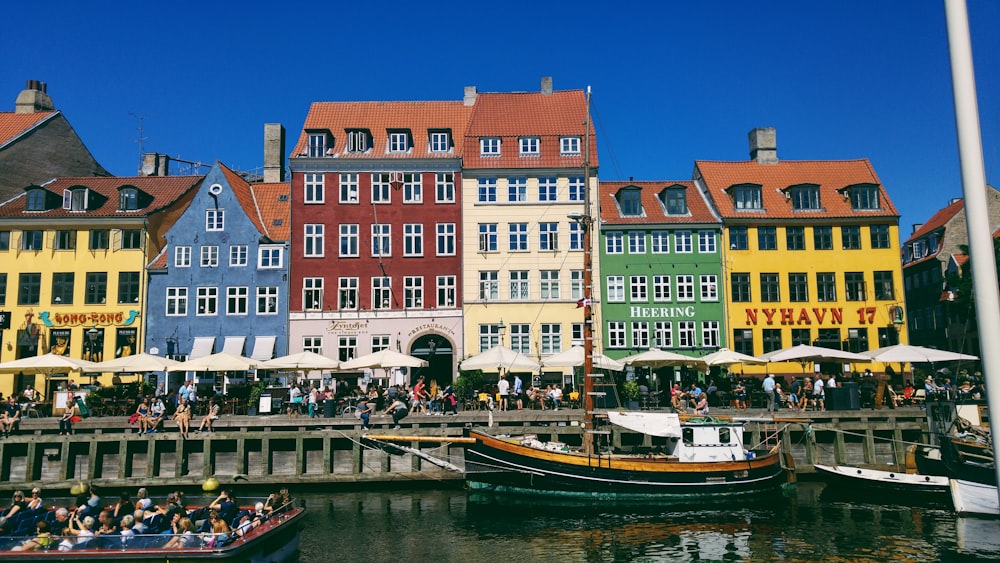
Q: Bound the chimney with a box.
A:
[748,127,778,164]
[463,86,477,106]
[541,76,553,96]
[912,223,924,235]
[140,153,170,176]
[264,123,286,183]
[15,79,54,114]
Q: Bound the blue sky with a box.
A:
[3,1,998,237]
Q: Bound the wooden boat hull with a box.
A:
[814,464,949,493]
[465,430,790,500]
[951,478,1000,516]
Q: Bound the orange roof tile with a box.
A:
[291,101,473,160]
[695,159,899,220]
[600,180,719,225]
[252,182,291,241]
[0,175,202,218]
[148,246,168,270]
[904,198,963,244]
[0,111,57,148]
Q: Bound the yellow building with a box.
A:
[695,128,906,379]
[0,176,200,397]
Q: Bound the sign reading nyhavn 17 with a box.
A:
[744,307,881,326]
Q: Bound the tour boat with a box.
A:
[813,463,949,494]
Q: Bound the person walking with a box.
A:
[763,373,776,414]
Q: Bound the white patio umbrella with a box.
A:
[861,344,979,364]
[619,348,707,370]
[259,351,340,371]
[168,352,261,372]
[699,348,767,367]
[540,346,625,371]
[757,344,870,363]
[0,353,99,373]
[339,349,428,371]
[92,353,181,373]
[459,345,540,372]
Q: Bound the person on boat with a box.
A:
[813,377,826,411]
[162,517,196,549]
[204,489,238,525]
[57,514,95,551]
[48,508,70,536]
[113,490,133,521]
[0,490,28,531]
[357,395,374,430]
[173,397,191,438]
[194,398,220,433]
[95,509,119,536]
[134,487,153,512]
[119,514,136,539]
[385,396,409,429]
[11,520,53,551]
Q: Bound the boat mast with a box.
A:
[582,86,596,454]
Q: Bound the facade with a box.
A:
[697,128,906,378]
[460,79,599,386]
[598,181,725,371]
[288,99,472,386]
[0,175,201,397]
[145,163,290,390]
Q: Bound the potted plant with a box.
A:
[247,380,269,416]
[622,381,641,410]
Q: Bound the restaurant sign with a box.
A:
[745,307,880,326]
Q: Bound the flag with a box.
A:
[576,297,592,308]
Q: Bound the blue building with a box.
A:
[145,162,290,389]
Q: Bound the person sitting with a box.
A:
[902,383,915,405]
[2,396,21,437]
[58,514,95,551]
[145,397,166,433]
[162,517,196,549]
[194,398,220,433]
[693,394,710,415]
[549,385,563,410]
[0,490,28,532]
[11,520,54,551]
[134,397,151,434]
[384,396,409,429]
[207,490,237,524]
[925,377,943,399]
[670,384,686,413]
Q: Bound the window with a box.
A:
[479,324,500,352]
[304,224,325,257]
[507,177,527,202]
[338,336,357,362]
[733,329,754,356]
[0,273,7,304]
[372,224,391,257]
[842,225,862,249]
[702,321,720,348]
[510,271,529,300]
[813,226,833,250]
[305,173,325,203]
[677,321,696,347]
[339,277,358,310]
[664,188,687,215]
[372,276,392,309]
[166,287,187,316]
[792,328,811,346]
[619,189,642,216]
[435,173,455,203]
[733,185,762,210]
[510,324,530,354]
[388,131,410,152]
[54,230,76,250]
[539,223,558,251]
[117,272,140,304]
[404,276,423,308]
[89,229,109,250]
[121,229,142,250]
[347,129,369,153]
[259,245,283,269]
[430,131,451,152]
[539,177,558,201]
[676,275,694,301]
[480,137,501,157]
[608,321,627,348]
[371,173,390,203]
[200,246,218,268]
[303,278,323,311]
[568,177,584,201]
[174,246,192,268]
[257,286,279,314]
[762,329,783,353]
[206,209,224,231]
[675,231,692,253]
[339,173,358,203]
[850,184,880,210]
[540,270,560,299]
[478,177,497,202]
[436,223,455,256]
[731,273,751,302]
[651,231,670,253]
[571,270,583,299]
[874,271,895,300]
[628,232,646,254]
[308,133,327,157]
[541,324,561,354]
[26,189,47,211]
[340,224,359,257]
[790,184,820,210]
[569,222,583,250]
[437,275,456,308]
[607,276,625,302]
[786,226,805,250]
[479,271,498,301]
[118,187,139,210]
[371,335,390,353]
[403,173,422,203]
[878,327,900,347]
[519,136,539,156]
[816,272,837,302]
[631,322,649,349]
[230,245,247,267]
[398,223,423,257]
[630,275,648,302]
[789,273,809,302]
[51,272,74,304]
[845,272,866,301]
[729,227,748,250]
[653,275,672,302]
[760,273,780,302]
[85,272,107,304]
[606,232,623,254]
[700,274,718,301]
[478,223,497,252]
[196,287,218,316]
[654,321,672,348]
[560,137,581,155]
[698,231,716,253]
[509,223,528,251]
[757,226,777,250]
[21,230,42,251]
[870,225,891,249]
[303,336,323,355]
[227,286,249,315]
[571,323,584,346]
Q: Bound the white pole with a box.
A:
[943,0,1000,497]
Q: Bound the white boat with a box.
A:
[814,463,949,493]
[950,478,1000,516]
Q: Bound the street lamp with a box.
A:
[498,319,506,347]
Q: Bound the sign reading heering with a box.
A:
[630,306,696,319]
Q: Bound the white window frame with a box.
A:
[174,246,191,268]
[479,324,500,352]
[347,130,368,153]
[654,321,673,348]
[510,323,531,354]
[479,271,499,301]
[200,245,219,268]
[700,274,719,301]
[304,224,325,257]
[480,137,501,157]
[302,336,323,355]
[560,136,581,155]
[403,173,422,203]
[435,173,455,203]
[196,286,218,316]
[570,270,583,299]
[607,275,625,302]
[478,223,497,253]
[305,173,325,204]
[339,336,358,362]
[509,223,528,251]
[371,173,390,204]
[229,245,248,267]
[628,231,646,254]
[539,222,558,251]
[677,321,697,348]
[206,209,224,232]
[540,270,560,299]
[478,177,497,203]
[404,276,423,308]
[675,231,693,253]
[437,275,456,308]
[702,321,720,348]
[372,276,392,309]
[653,275,672,302]
[259,245,284,269]
[569,222,583,250]
[651,231,670,254]
[608,321,627,348]
[538,177,558,202]
[303,277,323,311]
[257,286,279,315]
[340,224,359,257]
[436,223,455,256]
[606,231,623,254]
[371,224,391,257]
[630,275,648,302]
[568,177,584,201]
[508,177,527,202]
[389,131,409,152]
[698,230,717,253]
[403,223,423,257]
[510,270,529,300]
[676,275,695,302]
[339,173,359,203]
[339,277,358,310]
[541,323,561,355]
[166,287,187,316]
[430,131,450,153]
[519,136,540,156]
[631,321,650,349]
[227,286,249,315]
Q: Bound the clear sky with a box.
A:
[3,1,997,238]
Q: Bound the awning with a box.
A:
[251,336,277,361]
[222,336,246,357]
[606,411,682,438]
[190,337,216,359]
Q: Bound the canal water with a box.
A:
[296,482,1000,562]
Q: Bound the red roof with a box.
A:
[695,159,899,220]
[599,180,718,225]
[0,111,57,148]
[291,101,473,160]
[218,163,290,241]
[905,198,963,244]
[463,90,597,169]
[0,175,202,218]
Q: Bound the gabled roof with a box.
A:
[0,111,57,149]
[218,163,290,241]
[599,180,719,226]
[0,175,202,218]
[904,198,963,244]
[290,101,473,160]
[463,90,597,170]
[695,159,899,220]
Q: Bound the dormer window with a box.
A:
[560,136,581,155]
[388,130,411,153]
[118,187,139,211]
[519,137,540,157]
[346,129,371,153]
[307,130,333,157]
[731,183,763,210]
[429,130,451,152]
[845,183,881,210]
[661,185,688,215]
[61,188,88,212]
[480,137,501,157]
[617,187,643,217]
[788,184,821,210]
